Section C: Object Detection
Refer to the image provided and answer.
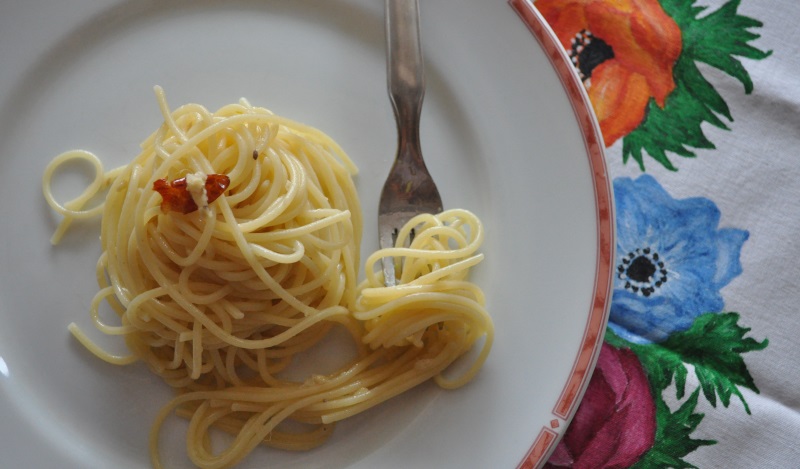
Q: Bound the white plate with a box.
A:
[0,1,613,468]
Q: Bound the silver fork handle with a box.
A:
[386,0,424,158]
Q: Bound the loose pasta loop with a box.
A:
[42,149,118,244]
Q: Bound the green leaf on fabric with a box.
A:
[606,326,684,394]
[676,0,772,93]
[630,389,716,469]
[622,59,718,171]
[663,312,769,413]
[606,312,769,414]
[622,0,772,171]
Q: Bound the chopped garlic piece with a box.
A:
[185,171,209,211]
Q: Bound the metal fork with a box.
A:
[378,0,443,287]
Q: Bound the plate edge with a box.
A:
[506,1,615,468]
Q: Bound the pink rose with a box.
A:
[546,343,656,468]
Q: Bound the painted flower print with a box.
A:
[536,0,682,146]
[545,343,655,469]
[610,175,749,343]
[531,0,772,466]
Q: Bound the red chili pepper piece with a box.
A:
[204,174,230,205]
[153,174,230,214]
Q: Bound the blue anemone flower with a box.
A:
[609,175,749,344]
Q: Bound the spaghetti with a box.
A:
[42,87,493,469]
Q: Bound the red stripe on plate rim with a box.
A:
[518,428,559,469]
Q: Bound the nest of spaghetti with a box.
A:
[48,90,493,469]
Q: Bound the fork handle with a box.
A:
[386,0,424,158]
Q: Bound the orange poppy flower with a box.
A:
[536,0,682,146]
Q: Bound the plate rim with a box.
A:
[507,1,615,467]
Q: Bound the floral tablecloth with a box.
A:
[533,0,800,467]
